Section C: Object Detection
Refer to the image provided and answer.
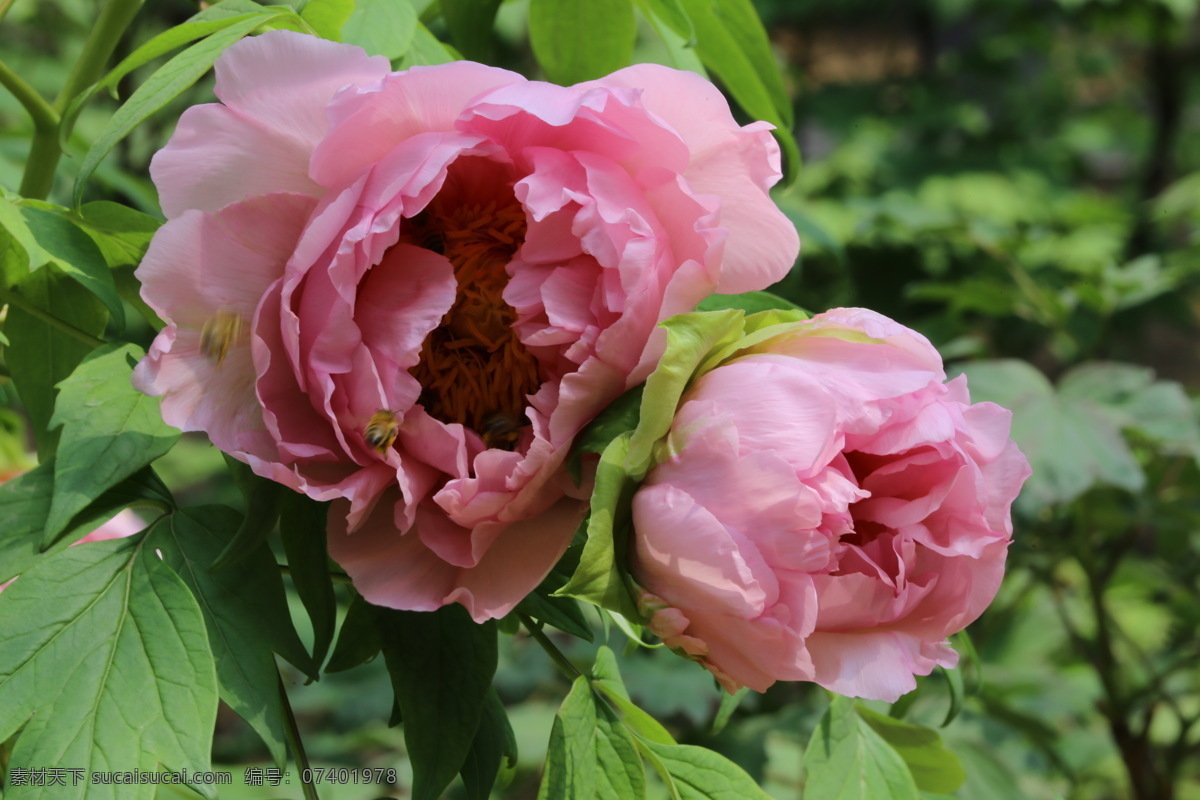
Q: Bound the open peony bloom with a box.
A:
[132,31,798,621]
[631,308,1030,701]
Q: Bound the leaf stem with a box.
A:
[19,0,144,199]
[0,286,107,348]
[0,58,60,132]
[519,611,583,680]
[278,672,320,800]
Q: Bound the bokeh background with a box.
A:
[2,0,1198,798]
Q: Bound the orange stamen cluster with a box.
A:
[407,197,540,447]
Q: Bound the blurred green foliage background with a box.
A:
[2,0,1199,798]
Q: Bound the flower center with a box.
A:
[406,188,540,448]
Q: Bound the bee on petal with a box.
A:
[198,309,244,366]
[364,410,399,453]
[480,411,526,451]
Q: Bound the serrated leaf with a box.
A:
[301,0,356,39]
[803,695,920,800]
[148,506,315,766]
[4,267,108,457]
[73,12,291,208]
[0,462,168,585]
[341,0,417,59]
[440,0,503,60]
[0,536,218,800]
[376,604,497,800]
[856,705,967,794]
[45,343,180,546]
[675,0,798,183]
[460,688,517,800]
[325,592,381,672]
[278,491,337,668]
[529,0,637,85]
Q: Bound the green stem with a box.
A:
[0,286,107,348]
[19,0,144,199]
[519,612,583,680]
[0,59,59,132]
[278,672,320,800]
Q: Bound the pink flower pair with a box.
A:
[133,30,799,621]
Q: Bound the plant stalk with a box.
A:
[278,672,320,800]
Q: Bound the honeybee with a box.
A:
[364,409,400,452]
[198,309,243,366]
[480,412,526,451]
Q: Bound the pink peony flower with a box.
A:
[132,31,798,621]
[630,308,1030,701]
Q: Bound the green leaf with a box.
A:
[278,492,337,669]
[399,21,461,67]
[460,688,517,800]
[210,456,284,571]
[855,705,967,794]
[341,0,417,59]
[0,463,167,585]
[45,343,180,546]
[710,686,749,735]
[696,290,804,315]
[6,205,125,328]
[637,0,695,41]
[638,739,769,800]
[956,359,1144,514]
[441,0,503,60]
[516,573,595,641]
[148,506,314,766]
[556,432,642,619]
[376,604,498,800]
[803,695,920,800]
[301,0,356,39]
[4,267,108,458]
[0,535,218,800]
[537,650,671,800]
[325,591,381,672]
[76,201,162,268]
[73,12,292,208]
[529,0,637,85]
[675,0,798,183]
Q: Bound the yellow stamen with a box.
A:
[199,309,243,366]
